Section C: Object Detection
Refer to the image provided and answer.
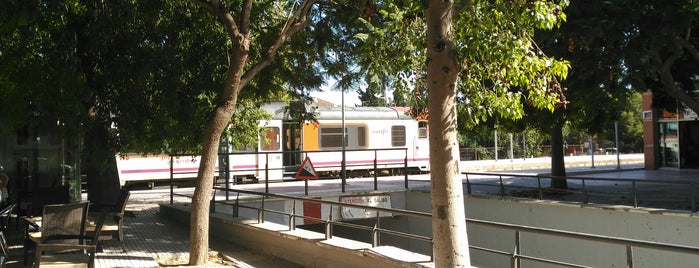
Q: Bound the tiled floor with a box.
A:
[4,190,297,267]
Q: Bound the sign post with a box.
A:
[295,156,319,195]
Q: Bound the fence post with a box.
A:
[582,179,588,204]
[499,175,505,197]
[372,214,380,247]
[465,174,472,194]
[512,230,521,268]
[265,153,270,193]
[537,175,543,200]
[169,155,174,204]
[691,183,696,212]
[233,193,239,218]
[632,181,638,208]
[290,200,296,231]
[404,149,409,189]
[326,205,334,240]
[258,197,265,224]
[374,150,378,191]
[626,245,634,268]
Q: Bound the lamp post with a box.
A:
[341,89,346,192]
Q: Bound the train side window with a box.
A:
[418,121,428,139]
[261,127,280,151]
[357,126,366,147]
[391,125,406,147]
[320,127,345,148]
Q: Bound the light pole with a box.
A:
[341,89,346,192]
[615,121,620,169]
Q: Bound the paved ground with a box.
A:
[4,190,299,267]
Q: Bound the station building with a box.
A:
[642,90,699,169]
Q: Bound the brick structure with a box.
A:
[642,90,657,169]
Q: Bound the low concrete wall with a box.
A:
[163,190,699,268]
[459,194,699,267]
[160,204,432,268]
[402,191,699,267]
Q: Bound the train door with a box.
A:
[257,121,283,182]
[282,122,303,166]
[413,120,430,171]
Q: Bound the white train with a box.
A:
[116,102,431,187]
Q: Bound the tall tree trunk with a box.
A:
[189,67,245,265]
[550,117,567,189]
[83,121,121,207]
[186,0,318,265]
[426,0,471,266]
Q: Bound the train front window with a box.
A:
[391,125,406,147]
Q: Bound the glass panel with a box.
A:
[418,121,428,139]
[659,122,679,167]
[357,127,366,147]
[320,127,344,148]
[391,125,406,147]
[261,127,280,151]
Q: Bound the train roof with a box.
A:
[260,102,414,121]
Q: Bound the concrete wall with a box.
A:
[162,203,431,268]
[435,192,699,267]
[169,190,699,267]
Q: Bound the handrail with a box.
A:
[212,187,434,260]
[169,148,412,197]
[170,187,699,267]
[464,171,699,212]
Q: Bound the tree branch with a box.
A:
[658,41,699,114]
[677,36,699,63]
[240,0,252,34]
[191,0,243,44]
[240,0,317,87]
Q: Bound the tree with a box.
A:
[529,0,698,180]
[0,1,335,264]
[350,1,569,265]
[425,1,470,265]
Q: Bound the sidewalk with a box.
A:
[4,190,299,268]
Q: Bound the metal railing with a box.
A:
[168,148,413,202]
[211,187,434,260]
[464,171,699,212]
[169,187,699,267]
[467,218,699,268]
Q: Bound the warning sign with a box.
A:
[295,156,319,180]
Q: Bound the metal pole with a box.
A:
[374,150,378,191]
[615,121,621,169]
[341,89,347,193]
[590,135,596,168]
[169,155,174,204]
[522,133,527,160]
[509,133,514,162]
[265,153,270,194]
[494,125,498,161]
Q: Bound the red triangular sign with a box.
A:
[295,156,319,180]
